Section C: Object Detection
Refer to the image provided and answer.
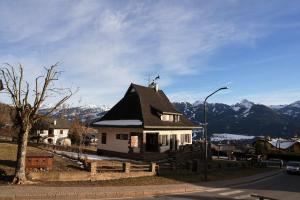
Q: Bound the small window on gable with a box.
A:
[174,115,180,122]
[130,88,136,93]
[161,114,180,122]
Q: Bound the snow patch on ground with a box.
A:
[54,150,130,161]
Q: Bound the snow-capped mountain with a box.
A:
[39,105,110,123]
[173,100,300,137]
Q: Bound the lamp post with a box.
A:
[0,79,3,91]
[203,87,228,181]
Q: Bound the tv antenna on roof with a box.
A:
[149,74,160,85]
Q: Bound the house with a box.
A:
[92,83,200,155]
[254,138,300,154]
[268,138,300,152]
[35,118,71,145]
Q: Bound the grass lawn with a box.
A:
[0,141,83,184]
[0,141,275,186]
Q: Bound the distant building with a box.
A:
[35,118,70,145]
[92,83,200,155]
[268,138,300,152]
[254,138,300,153]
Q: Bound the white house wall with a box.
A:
[96,127,143,153]
[143,129,192,153]
[96,127,192,154]
[53,129,69,144]
[37,129,69,144]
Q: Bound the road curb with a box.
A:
[0,184,207,200]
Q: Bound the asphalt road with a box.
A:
[136,172,300,200]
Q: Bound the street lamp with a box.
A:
[0,79,3,91]
[203,86,228,181]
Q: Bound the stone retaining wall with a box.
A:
[27,171,156,182]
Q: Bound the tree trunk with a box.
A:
[13,125,30,184]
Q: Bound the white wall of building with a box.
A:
[53,129,69,144]
[98,132,129,153]
[96,127,192,154]
[38,129,69,144]
[143,129,192,153]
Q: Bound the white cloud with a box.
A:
[0,0,293,106]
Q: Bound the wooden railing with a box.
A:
[130,164,151,172]
[89,161,156,174]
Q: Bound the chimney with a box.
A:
[148,82,159,92]
[155,83,159,92]
[148,75,160,92]
[54,120,57,126]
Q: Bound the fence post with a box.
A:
[187,160,193,172]
[150,162,156,173]
[123,162,130,173]
[196,159,202,173]
[90,162,97,176]
[171,162,176,171]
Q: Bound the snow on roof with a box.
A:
[211,133,255,142]
[268,139,297,149]
[93,120,143,126]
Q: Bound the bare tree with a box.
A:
[0,63,76,184]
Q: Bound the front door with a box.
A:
[146,133,159,152]
[170,134,177,151]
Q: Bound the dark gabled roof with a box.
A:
[35,117,70,129]
[93,83,200,129]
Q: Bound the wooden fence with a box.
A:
[158,159,259,173]
[89,161,156,174]
[31,143,97,155]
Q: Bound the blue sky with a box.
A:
[0,0,300,107]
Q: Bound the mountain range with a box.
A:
[3,99,300,138]
[173,99,300,138]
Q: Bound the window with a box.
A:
[159,135,169,146]
[60,130,63,134]
[161,114,180,122]
[181,134,191,143]
[116,134,128,140]
[162,135,168,146]
[174,115,180,122]
[101,133,107,144]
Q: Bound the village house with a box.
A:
[35,118,71,145]
[92,83,200,156]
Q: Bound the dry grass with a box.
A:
[37,167,274,187]
[0,141,84,183]
[0,141,274,186]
